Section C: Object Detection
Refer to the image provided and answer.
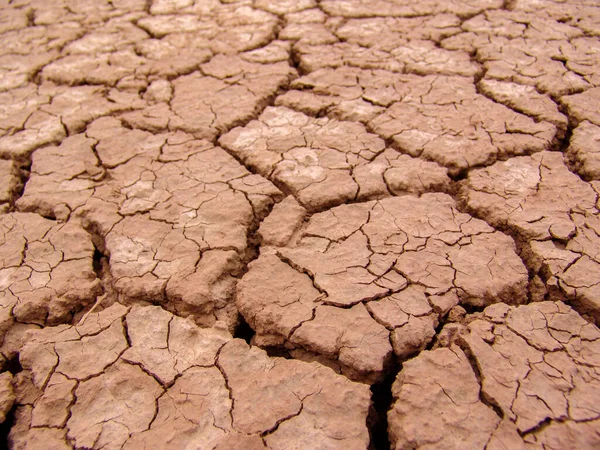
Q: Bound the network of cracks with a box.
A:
[1,0,600,449]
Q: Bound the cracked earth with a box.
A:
[1,0,600,449]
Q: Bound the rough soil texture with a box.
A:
[1,0,600,449]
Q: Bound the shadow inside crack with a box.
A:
[0,355,22,449]
[368,361,397,450]
[0,403,16,450]
[233,316,256,344]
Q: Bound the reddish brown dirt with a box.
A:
[1,1,600,449]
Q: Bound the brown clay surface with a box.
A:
[1,1,600,449]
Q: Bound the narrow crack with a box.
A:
[456,337,505,420]
[0,404,17,450]
[367,361,398,450]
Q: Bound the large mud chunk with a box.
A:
[368,75,556,175]
[277,69,557,176]
[459,151,600,321]
[442,11,597,98]
[295,41,480,77]
[122,54,296,140]
[469,302,600,447]
[389,302,600,449]
[320,0,503,18]
[0,159,23,211]
[10,303,371,450]
[238,194,527,382]
[388,346,500,449]
[17,120,283,330]
[0,372,14,424]
[566,120,600,180]
[217,340,371,450]
[220,106,450,211]
[0,212,101,338]
[562,87,600,128]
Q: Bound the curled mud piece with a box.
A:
[17,119,284,330]
[477,79,568,140]
[389,301,600,450]
[220,106,450,211]
[8,303,371,450]
[459,151,600,322]
[237,193,527,383]
[562,87,600,128]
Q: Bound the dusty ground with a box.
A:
[1,0,600,448]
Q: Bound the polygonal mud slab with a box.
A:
[512,0,600,36]
[440,10,598,98]
[389,301,600,449]
[17,118,284,329]
[237,193,528,383]
[320,0,504,18]
[1,0,600,448]
[0,212,101,338]
[459,7,585,42]
[334,14,463,48]
[277,7,338,46]
[0,82,143,161]
[275,67,425,122]
[121,54,296,141]
[39,1,281,87]
[480,36,599,98]
[0,159,23,211]
[566,121,600,180]
[459,151,600,322]
[9,303,371,450]
[562,87,600,128]
[477,79,568,138]
[276,68,558,176]
[295,41,480,77]
[388,345,500,449]
[367,75,557,175]
[220,106,450,211]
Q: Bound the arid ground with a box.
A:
[1,0,600,448]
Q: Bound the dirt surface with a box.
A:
[1,0,600,449]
